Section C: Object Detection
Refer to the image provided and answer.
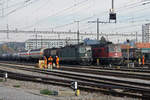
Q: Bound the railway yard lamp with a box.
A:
[109,0,117,23]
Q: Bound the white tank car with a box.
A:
[18,50,30,60]
[18,48,58,61]
[29,48,56,59]
[29,48,45,59]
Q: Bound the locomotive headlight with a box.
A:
[115,53,118,56]
[85,53,88,57]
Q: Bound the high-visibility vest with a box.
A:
[56,57,59,64]
[56,57,59,61]
[48,57,53,64]
[142,56,145,65]
[44,57,47,64]
[48,57,53,61]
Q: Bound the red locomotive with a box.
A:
[92,44,122,65]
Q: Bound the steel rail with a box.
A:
[0,69,149,99]
[1,61,150,73]
[0,63,150,99]
[0,63,150,88]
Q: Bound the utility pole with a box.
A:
[40,35,43,48]
[112,0,114,10]
[34,28,37,49]
[58,33,60,40]
[6,24,9,39]
[88,18,109,40]
[88,0,116,40]
[75,21,80,44]
[97,18,99,40]
[135,32,138,43]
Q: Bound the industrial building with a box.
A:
[142,23,150,43]
[25,39,79,50]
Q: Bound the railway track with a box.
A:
[0,62,150,99]
[1,61,150,73]
[0,61,150,73]
[58,66,150,80]
[62,64,150,73]
[1,61,150,81]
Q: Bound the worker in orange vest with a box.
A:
[48,56,53,70]
[56,56,60,68]
[142,55,145,65]
[40,61,45,69]
[44,56,47,69]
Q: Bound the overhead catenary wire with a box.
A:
[1,0,149,42]
[21,0,90,29]
[3,0,40,17]
[19,0,145,31]
[52,0,148,31]
[79,0,150,30]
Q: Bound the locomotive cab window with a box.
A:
[109,46,115,52]
[79,47,86,53]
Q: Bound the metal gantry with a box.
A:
[0,29,142,37]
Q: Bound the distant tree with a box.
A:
[1,44,15,53]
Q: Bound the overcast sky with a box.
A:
[0,0,150,42]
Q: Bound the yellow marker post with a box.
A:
[97,58,99,66]
[75,89,80,96]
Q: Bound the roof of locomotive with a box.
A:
[90,42,113,47]
[62,43,89,48]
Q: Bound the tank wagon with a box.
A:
[0,53,13,60]
[92,44,122,65]
[17,48,57,62]
[18,50,30,61]
[58,44,92,65]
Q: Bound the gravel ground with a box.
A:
[0,78,141,100]
[0,63,142,100]
[0,85,55,100]
[0,65,73,81]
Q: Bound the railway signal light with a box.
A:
[109,0,117,23]
[109,12,116,20]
